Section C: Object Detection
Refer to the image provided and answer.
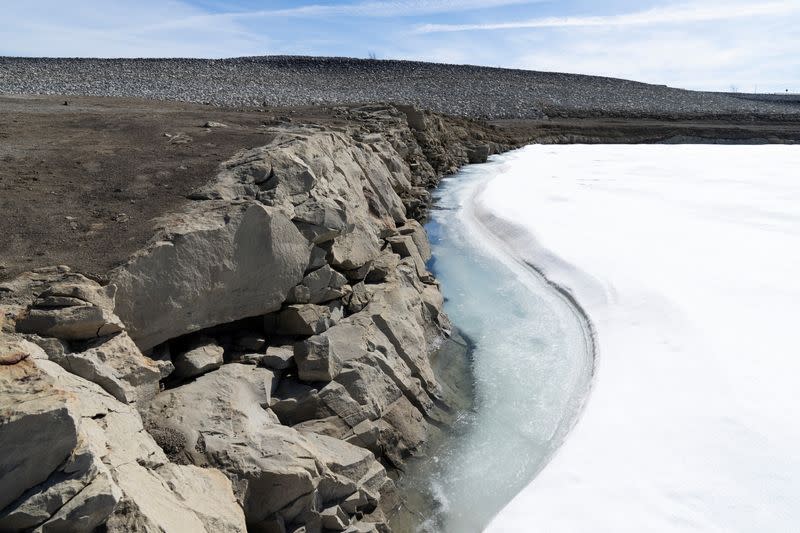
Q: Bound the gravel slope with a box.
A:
[2,56,799,120]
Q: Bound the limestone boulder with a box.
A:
[286,265,350,304]
[329,228,381,272]
[387,235,433,283]
[57,332,162,404]
[292,196,350,244]
[466,143,491,164]
[306,246,329,272]
[276,303,342,336]
[282,269,450,465]
[173,337,225,380]
[397,220,432,263]
[143,363,391,530]
[14,274,124,341]
[0,346,79,513]
[295,323,369,383]
[112,202,311,350]
[365,252,401,284]
[2,272,162,405]
[345,282,371,314]
[16,306,123,341]
[263,345,295,370]
[396,105,428,132]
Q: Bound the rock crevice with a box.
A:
[1,104,514,532]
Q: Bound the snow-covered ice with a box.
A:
[480,145,800,532]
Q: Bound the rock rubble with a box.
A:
[2,56,799,120]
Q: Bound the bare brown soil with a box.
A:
[0,95,353,281]
[2,94,798,282]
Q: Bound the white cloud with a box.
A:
[2,0,797,92]
[503,19,800,91]
[0,0,268,57]
[224,0,546,19]
[415,1,800,33]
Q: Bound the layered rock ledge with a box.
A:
[1,104,515,532]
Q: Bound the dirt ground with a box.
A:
[2,94,798,281]
[0,95,356,281]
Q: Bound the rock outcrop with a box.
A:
[143,363,391,531]
[0,338,247,533]
[111,202,311,351]
[1,104,511,532]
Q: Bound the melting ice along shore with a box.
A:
[480,145,800,532]
[401,155,595,532]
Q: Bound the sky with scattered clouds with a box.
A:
[2,0,798,92]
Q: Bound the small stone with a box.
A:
[320,505,348,531]
[366,252,400,283]
[263,345,294,370]
[345,282,369,313]
[306,246,328,272]
[173,338,224,379]
[276,304,340,336]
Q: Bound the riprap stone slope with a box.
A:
[0,104,512,532]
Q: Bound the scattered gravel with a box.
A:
[2,56,799,120]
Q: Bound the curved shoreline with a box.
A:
[466,176,598,475]
[477,143,800,532]
[391,154,598,532]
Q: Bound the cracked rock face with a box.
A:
[0,339,247,533]
[15,274,124,340]
[1,104,491,532]
[111,202,311,351]
[142,363,392,530]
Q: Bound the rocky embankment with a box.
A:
[0,104,514,532]
[3,56,800,120]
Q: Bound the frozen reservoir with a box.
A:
[480,145,800,532]
[395,154,595,532]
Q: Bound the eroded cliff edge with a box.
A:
[0,104,516,532]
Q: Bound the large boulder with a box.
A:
[3,272,162,405]
[56,332,162,404]
[112,202,311,350]
[143,363,391,530]
[14,274,123,341]
[387,235,433,283]
[0,343,78,514]
[262,345,295,370]
[397,219,432,263]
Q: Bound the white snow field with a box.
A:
[480,145,800,533]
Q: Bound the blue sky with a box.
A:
[2,0,799,92]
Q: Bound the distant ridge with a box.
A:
[1,56,799,120]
